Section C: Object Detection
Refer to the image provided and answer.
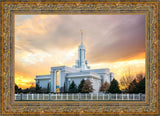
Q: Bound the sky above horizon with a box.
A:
[15,15,145,89]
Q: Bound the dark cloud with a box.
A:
[85,15,145,63]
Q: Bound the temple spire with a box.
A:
[81,30,83,45]
[72,30,90,70]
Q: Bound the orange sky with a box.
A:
[15,15,145,89]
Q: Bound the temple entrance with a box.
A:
[56,71,60,93]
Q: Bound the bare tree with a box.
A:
[120,67,145,91]
[99,81,110,92]
[119,68,134,90]
[82,79,94,93]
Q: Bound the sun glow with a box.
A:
[15,58,145,89]
[15,73,36,89]
[90,59,145,81]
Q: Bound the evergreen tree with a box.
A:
[47,83,50,93]
[108,79,121,93]
[69,81,77,93]
[82,79,94,93]
[15,84,19,93]
[78,79,85,93]
[36,82,41,93]
[15,84,22,93]
[135,77,145,93]
[63,82,66,93]
[127,77,145,93]
[19,88,22,93]
[127,79,137,93]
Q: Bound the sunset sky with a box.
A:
[15,15,145,89]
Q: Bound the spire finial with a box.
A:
[80,30,83,45]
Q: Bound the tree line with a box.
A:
[67,79,94,93]
[15,74,145,94]
[99,73,145,94]
[15,82,50,94]
[120,73,145,93]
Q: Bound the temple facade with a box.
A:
[35,30,114,93]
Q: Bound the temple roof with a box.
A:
[66,71,101,80]
[35,75,50,80]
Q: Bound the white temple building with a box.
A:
[35,30,114,93]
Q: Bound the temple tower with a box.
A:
[73,30,90,70]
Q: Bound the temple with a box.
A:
[35,30,114,93]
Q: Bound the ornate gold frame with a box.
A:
[0,1,159,115]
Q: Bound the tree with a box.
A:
[69,81,77,93]
[60,82,66,93]
[63,82,66,93]
[126,73,145,93]
[119,68,135,90]
[15,84,22,93]
[99,81,110,93]
[108,79,121,93]
[135,77,145,93]
[22,88,29,93]
[136,73,144,83]
[15,84,19,93]
[29,83,36,93]
[127,79,137,93]
[29,87,36,93]
[17,87,22,92]
[36,81,41,93]
[120,75,134,91]
[47,83,50,93]
[82,79,94,93]
[78,79,85,93]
